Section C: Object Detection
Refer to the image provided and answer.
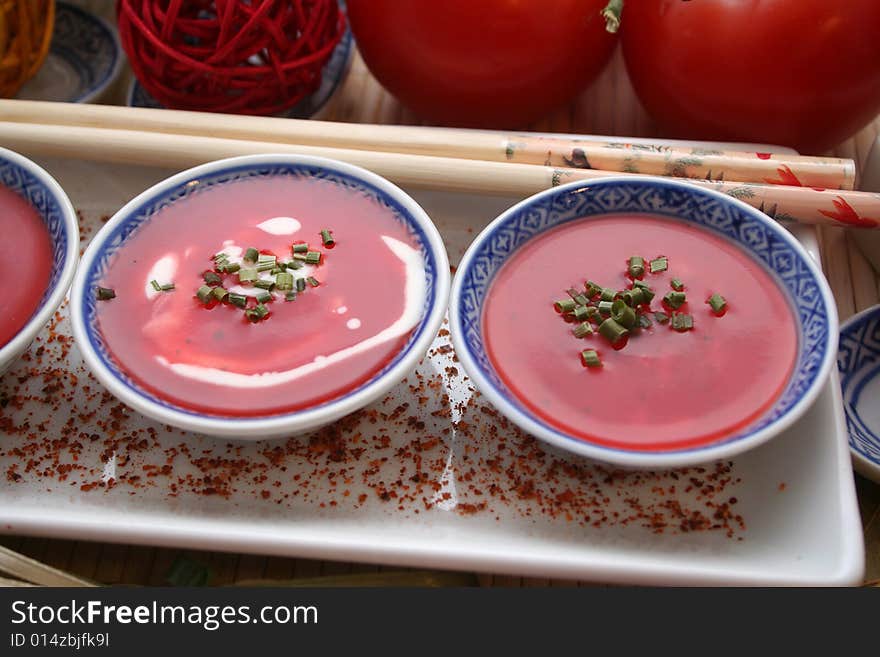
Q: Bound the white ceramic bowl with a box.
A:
[0,147,79,375]
[450,176,838,469]
[70,154,450,439]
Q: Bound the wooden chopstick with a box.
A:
[0,545,97,587]
[0,120,877,230]
[0,99,856,190]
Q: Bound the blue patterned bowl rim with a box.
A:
[53,2,122,104]
[449,176,838,469]
[125,10,353,119]
[70,154,450,438]
[837,304,880,483]
[0,147,79,363]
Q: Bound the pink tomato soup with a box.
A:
[482,214,798,452]
[0,184,53,349]
[95,175,425,416]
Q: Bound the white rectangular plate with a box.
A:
[0,154,865,586]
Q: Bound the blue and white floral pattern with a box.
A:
[838,308,880,477]
[455,178,832,456]
[79,162,438,420]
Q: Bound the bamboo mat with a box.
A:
[2,45,879,587]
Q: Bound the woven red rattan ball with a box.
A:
[117,0,345,115]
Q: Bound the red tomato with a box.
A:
[621,0,880,153]
[346,0,617,128]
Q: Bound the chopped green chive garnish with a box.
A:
[628,256,645,279]
[150,279,162,292]
[707,293,727,315]
[663,291,686,310]
[649,256,668,273]
[623,288,648,307]
[159,283,175,292]
[246,304,269,322]
[581,349,602,368]
[648,256,669,274]
[554,298,577,313]
[238,268,258,283]
[201,235,332,323]
[196,285,214,304]
[275,272,294,290]
[567,287,589,306]
[671,313,694,332]
[555,254,726,369]
[571,305,591,322]
[573,322,593,338]
[203,271,222,286]
[96,287,116,301]
[598,317,629,345]
[611,299,637,329]
[228,293,247,308]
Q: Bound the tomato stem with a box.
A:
[601,0,623,33]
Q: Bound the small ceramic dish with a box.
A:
[70,154,449,439]
[127,24,353,120]
[0,147,79,375]
[837,304,880,483]
[17,1,122,104]
[450,176,838,469]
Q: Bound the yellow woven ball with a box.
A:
[0,0,54,98]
